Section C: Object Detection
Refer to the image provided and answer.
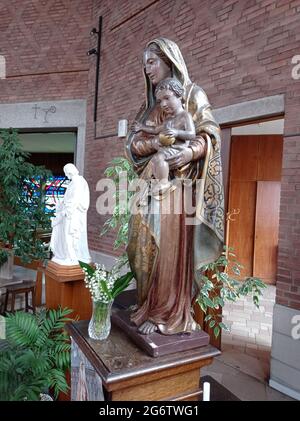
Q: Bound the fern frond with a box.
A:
[49,368,69,398]
[0,308,73,400]
[6,312,39,347]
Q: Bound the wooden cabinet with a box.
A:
[67,320,221,401]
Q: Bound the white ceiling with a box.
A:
[232,119,284,135]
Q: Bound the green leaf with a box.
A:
[219,272,229,282]
[213,326,221,338]
[203,296,214,308]
[209,320,216,328]
[232,266,240,276]
[196,300,207,313]
[219,322,230,331]
[78,261,95,277]
[218,297,225,307]
[111,272,134,298]
[100,280,113,300]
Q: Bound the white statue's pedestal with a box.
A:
[45,260,92,320]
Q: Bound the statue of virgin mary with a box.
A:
[126,38,224,335]
[50,163,91,266]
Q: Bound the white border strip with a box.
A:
[269,379,300,401]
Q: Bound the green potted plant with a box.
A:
[0,307,72,401]
[0,128,52,278]
[196,247,266,338]
[101,157,136,259]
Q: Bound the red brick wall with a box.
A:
[1,1,300,310]
[0,0,92,101]
[86,0,300,311]
[277,134,300,310]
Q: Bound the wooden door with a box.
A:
[257,136,283,181]
[228,136,259,278]
[228,181,257,278]
[253,181,281,284]
[228,135,283,285]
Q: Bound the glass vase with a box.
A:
[88,300,113,340]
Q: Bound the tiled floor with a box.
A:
[207,285,296,401]
[222,285,275,352]
[202,344,295,401]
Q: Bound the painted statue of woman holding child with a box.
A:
[126,38,224,335]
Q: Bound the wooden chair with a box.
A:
[14,257,47,307]
[3,280,36,313]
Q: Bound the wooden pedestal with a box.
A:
[45,261,92,320]
[67,320,221,401]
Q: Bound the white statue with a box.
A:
[50,163,91,266]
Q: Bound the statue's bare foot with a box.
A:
[138,320,158,335]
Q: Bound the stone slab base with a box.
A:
[112,309,209,358]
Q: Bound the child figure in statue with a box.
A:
[133,78,196,195]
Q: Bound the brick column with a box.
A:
[270,93,300,399]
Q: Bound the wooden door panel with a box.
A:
[253,181,281,284]
[230,136,259,181]
[228,181,257,278]
[258,135,283,181]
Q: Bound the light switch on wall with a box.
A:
[118,119,128,137]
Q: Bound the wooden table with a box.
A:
[67,320,221,401]
[14,257,45,306]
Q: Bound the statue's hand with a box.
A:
[166,147,193,169]
[162,128,178,138]
[151,136,161,151]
